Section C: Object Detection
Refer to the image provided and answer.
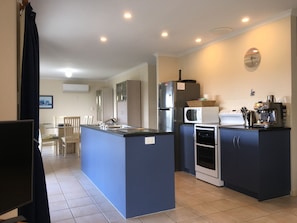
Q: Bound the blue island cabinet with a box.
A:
[80,126,175,218]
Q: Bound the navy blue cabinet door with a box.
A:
[220,128,258,194]
[180,124,195,175]
[220,127,290,201]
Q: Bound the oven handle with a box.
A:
[197,143,215,148]
[195,127,215,131]
[232,136,236,148]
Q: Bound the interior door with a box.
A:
[96,90,103,122]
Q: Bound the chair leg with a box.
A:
[76,143,80,157]
[64,143,67,157]
[55,140,58,155]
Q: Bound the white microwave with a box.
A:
[184,107,219,123]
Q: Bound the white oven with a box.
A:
[194,110,245,187]
[194,123,224,186]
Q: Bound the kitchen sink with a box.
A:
[105,124,130,130]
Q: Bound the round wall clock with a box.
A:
[244,48,261,69]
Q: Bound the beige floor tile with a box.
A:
[70,204,101,218]
[47,193,66,203]
[50,209,73,222]
[63,190,89,200]
[246,210,297,222]
[75,213,108,223]
[222,205,270,222]
[54,218,76,223]
[49,200,69,212]
[165,207,200,222]
[201,211,239,223]
[42,146,297,223]
[138,212,175,223]
[202,198,245,212]
[67,196,95,208]
[191,203,221,216]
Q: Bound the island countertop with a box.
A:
[80,124,173,137]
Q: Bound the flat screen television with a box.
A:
[0,120,34,216]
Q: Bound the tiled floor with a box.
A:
[42,146,297,223]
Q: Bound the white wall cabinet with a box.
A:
[116,80,141,127]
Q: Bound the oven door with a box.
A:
[197,144,215,170]
[195,126,217,145]
[196,144,218,178]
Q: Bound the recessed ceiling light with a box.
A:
[242,17,250,23]
[123,12,132,19]
[195,38,202,43]
[161,31,168,38]
[65,69,73,78]
[100,36,107,42]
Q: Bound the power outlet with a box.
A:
[145,136,155,145]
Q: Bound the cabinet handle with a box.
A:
[237,136,240,149]
[232,136,236,148]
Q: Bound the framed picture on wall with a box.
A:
[39,95,53,109]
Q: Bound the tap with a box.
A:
[104,118,117,125]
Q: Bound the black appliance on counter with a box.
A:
[158,80,200,170]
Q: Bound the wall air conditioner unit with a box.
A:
[62,84,89,92]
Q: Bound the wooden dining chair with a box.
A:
[39,123,59,155]
[61,116,81,157]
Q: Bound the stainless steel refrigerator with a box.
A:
[158,81,200,170]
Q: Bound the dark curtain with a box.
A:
[18,3,51,223]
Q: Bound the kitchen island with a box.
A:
[80,125,175,218]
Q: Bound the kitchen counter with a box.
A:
[219,125,291,131]
[81,124,172,137]
[80,125,175,218]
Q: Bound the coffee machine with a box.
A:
[254,101,286,127]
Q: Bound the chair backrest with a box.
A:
[39,123,55,136]
[63,116,81,138]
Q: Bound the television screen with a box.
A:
[0,120,34,215]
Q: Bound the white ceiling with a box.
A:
[29,0,297,80]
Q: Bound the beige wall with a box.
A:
[0,0,19,219]
[40,63,157,128]
[157,15,297,195]
[156,55,179,83]
[40,79,108,124]
[179,16,292,112]
[0,0,17,120]
[290,15,297,196]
